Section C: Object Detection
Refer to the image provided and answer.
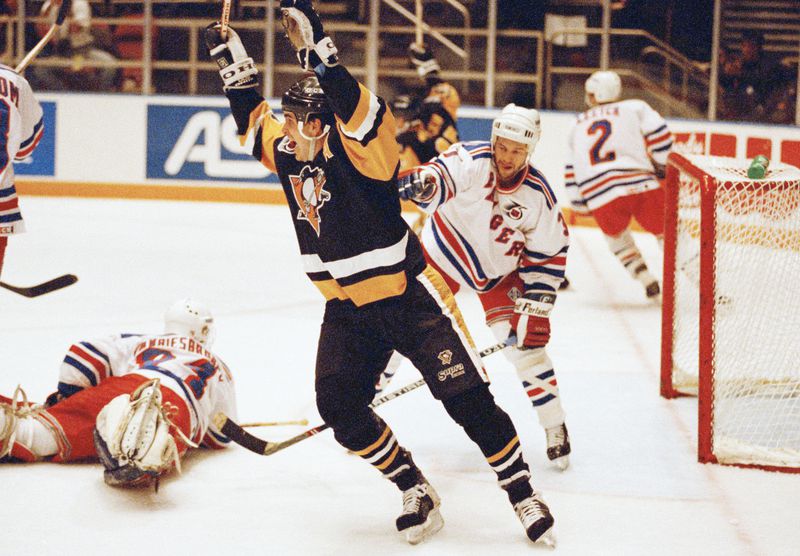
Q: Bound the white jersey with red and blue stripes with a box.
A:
[57,333,237,449]
[415,140,569,296]
[0,65,44,236]
[564,98,672,212]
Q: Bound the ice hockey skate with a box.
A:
[396,481,444,545]
[514,493,556,547]
[635,265,661,303]
[545,423,571,470]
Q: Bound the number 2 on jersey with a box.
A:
[588,119,616,165]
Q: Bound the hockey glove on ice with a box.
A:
[205,22,259,92]
[398,168,437,202]
[409,43,440,79]
[509,293,554,349]
[280,0,339,72]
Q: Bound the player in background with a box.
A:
[0,298,237,489]
[564,70,672,300]
[0,65,45,280]
[395,43,461,169]
[205,0,554,546]
[397,104,572,471]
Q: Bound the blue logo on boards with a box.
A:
[146,104,279,183]
[14,101,56,176]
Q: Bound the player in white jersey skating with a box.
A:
[0,298,237,488]
[565,70,673,300]
[0,65,45,279]
[396,104,572,470]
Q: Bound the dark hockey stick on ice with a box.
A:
[214,337,515,456]
[0,273,78,297]
[15,0,72,73]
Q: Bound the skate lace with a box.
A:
[401,483,428,514]
[1,386,38,458]
[514,497,547,526]
[125,382,198,476]
[545,425,565,447]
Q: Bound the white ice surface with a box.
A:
[1,197,798,555]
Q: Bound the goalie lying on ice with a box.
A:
[0,298,237,488]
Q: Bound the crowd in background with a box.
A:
[1,0,796,125]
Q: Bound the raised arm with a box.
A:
[280,0,399,181]
[205,23,284,172]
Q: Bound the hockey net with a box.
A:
[661,153,800,472]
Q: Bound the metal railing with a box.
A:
[545,27,712,117]
[3,1,544,108]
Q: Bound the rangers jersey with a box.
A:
[415,140,569,296]
[0,65,44,236]
[564,99,672,212]
[232,64,425,307]
[57,333,237,448]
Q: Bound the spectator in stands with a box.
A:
[718,31,792,123]
[30,0,118,92]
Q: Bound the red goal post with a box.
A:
[661,152,800,472]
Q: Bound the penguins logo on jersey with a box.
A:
[289,165,330,235]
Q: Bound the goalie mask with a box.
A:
[585,70,622,106]
[164,298,216,347]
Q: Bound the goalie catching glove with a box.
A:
[280,0,339,72]
[93,378,196,488]
[509,293,555,349]
[204,22,259,91]
[398,167,438,203]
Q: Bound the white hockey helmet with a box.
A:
[491,104,541,154]
[585,70,622,105]
[164,298,216,347]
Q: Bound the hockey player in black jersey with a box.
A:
[205,0,555,546]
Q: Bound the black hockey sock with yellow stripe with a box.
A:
[351,423,422,491]
[442,384,534,504]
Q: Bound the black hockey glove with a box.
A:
[280,0,339,72]
[398,168,437,203]
[409,43,440,79]
[205,22,259,92]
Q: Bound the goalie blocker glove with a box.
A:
[204,23,258,91]
[509,293,555,349]
[280,0,339,72]
[398,168,437,203]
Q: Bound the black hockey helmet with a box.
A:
[281,76,333,125]
[390,94,420,121]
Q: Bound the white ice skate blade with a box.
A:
[535,527,556,549]
[551,454,570,471]
[404,508,444,545]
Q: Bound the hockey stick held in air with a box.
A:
[15,0,72,73]
[0,273,78,298]
[220,0,233,40]
[214,337,515,456]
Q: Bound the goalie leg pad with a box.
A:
[93,378,181,487]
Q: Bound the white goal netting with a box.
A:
[667,154,800,470]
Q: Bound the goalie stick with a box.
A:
[15,0,73,73]
[241,419,309,428]
[214,337,514,456]
[0,273,78,298]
